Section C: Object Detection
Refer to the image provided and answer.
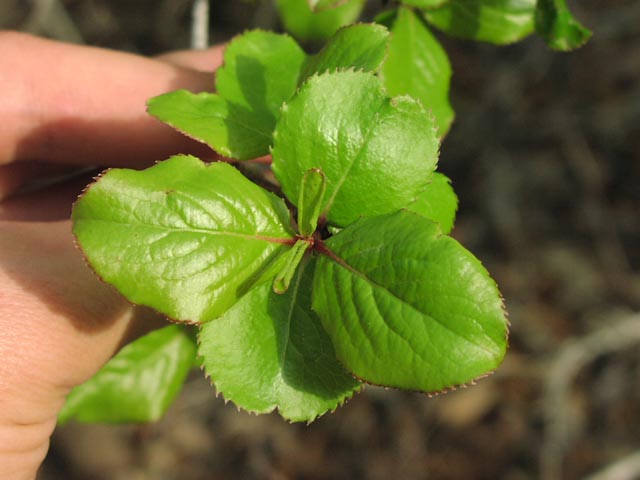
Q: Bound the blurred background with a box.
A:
[1,0,639,478]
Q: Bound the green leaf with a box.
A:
[273,239,311,294]
[406,172,458,234]
[148,26,390,160]
[297,168,327,237]
[308,0,349,11]
[402,0,450,8]
[59,325,196,424]
[535,0,591,51]
[148,31,305,160]
[424,0,536,45]
[276,0,366,44]
[272,71,439,227]
[72,155,295,323]
[302,23,390,79]
[313,210,508,392]
[199,260,361,422]
[373,9,398,28]
[382,7,454,136]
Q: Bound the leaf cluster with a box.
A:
[66,24,509,423]
[272,0,590,137]
[277,0,591,52]
[64,0,590,422]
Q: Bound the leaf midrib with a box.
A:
[173,105,273,140]
[278,262,305,376]
[322,244,501,356]
[76,218,293,244]
[321,105,385,219]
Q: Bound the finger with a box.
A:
[0,220,164,478]
[0,32,223,168]
[156,44,226,72]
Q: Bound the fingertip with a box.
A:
[156,44,226,72]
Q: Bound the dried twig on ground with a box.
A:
[191,0,210,49]
[585,451,640,480]
[541,313,640,480]
[22,0,83,43]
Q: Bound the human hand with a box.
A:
[0,32,224,479]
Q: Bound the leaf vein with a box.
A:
[326,247,498,356]
[76,218,292,244]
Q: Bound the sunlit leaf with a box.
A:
[406,172,458,234]
[272,71,439,227]
[276,0,366,43]
[535,0,591,51]
[382,7,454,135]
[313,211,509,392]
[73,155,295,323]
[199,260,361,421]
[59,326,196,424]
[425,0,536,44]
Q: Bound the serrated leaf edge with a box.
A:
[71,158,296,325]
[272,69,442,214]
[385,7,456,137]
[195,327,363,424]
[301,22,392,80]
[407,173,459,232]
[311,212,510,396]
[148,28,304,161]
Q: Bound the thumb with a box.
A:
[0,220,163,479]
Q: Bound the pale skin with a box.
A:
[0,32,225,479]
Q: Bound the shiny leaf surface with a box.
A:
[297,168,327,237]
[59,325,197,424]
[535,0,591,51]
[276,0,366,43]
[406,172,458,234]
[272,71,439,227]
[149,26,390,160]
[148,31,305,160]
[313,211,508,392]
[382,7,454,136]
[425,0,536,44]
[199,261,361,422]
[308,0,350,11]
[402,0,449,8]
[73,155,295,323]
[273,239,311,294]
[302,23,390,79]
